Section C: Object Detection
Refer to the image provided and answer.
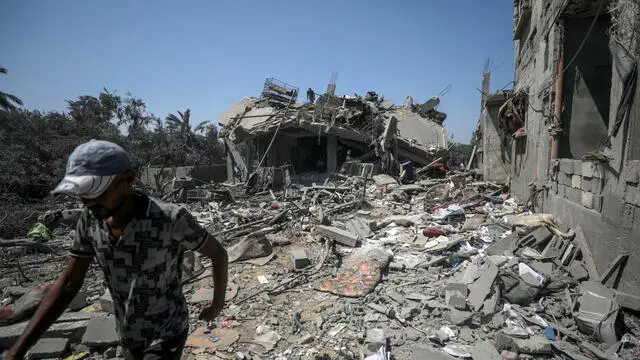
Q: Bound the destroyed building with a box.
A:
[218,78,449,188]
[475,0,640,302]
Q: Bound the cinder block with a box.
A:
[580,177,591,192]
[581,162,594,178]
[558,159,575,174]
[291,248,311,270]
[558,172,572,187]
[581,191,594,209]
[566,187,581,204]
[316,225,358,247]
[571,175,581,189]
[622,203,635,229]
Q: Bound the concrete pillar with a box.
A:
[327,135,338,173]
[226,152,234,183]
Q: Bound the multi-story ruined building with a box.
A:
[477,0,640,300]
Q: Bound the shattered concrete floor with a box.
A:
[2,174,640,360]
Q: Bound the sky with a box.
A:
[1,1,515,144]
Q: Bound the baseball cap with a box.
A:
[52,140,132,199]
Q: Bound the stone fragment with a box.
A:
[496,333,553,355]
[28,338,69,359]
[447,309,473,325]
[99,289,114,314]
[316,225,358,247]
[366,328,386,344]
[82,316,120,347]
[469,340,501,360]
[486,232,519,256]
[68,292,88,311]
[297,334,314,345]
[411,345,454,360]
[104,347,117,359]
[462,263,480,284]
[483,288,500,316]
[290,248,311,270]
[501,350,520,360]
[569,261,589,281]
[445,291,467,310]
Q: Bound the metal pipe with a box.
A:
[551,19,565,160]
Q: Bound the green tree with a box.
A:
[0,66,23,112]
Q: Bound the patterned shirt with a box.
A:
[70,192,208,348]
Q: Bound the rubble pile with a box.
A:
[2,171,640,360]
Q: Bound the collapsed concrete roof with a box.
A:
[218,90,449,167]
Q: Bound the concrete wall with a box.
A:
[481,100,511,183]
[139,165,227,189]
[511,0,640,295]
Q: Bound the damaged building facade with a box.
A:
[476,0,640,302]
[218,78,449,190]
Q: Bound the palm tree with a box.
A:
[0,66,23,112]
[165,109,192,136]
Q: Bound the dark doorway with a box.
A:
[292,136,327,173]
[559,14,612,159]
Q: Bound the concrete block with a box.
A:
[28,338,69,359]
[0,320,88,348]
[365,328,386,344]
[99,288,114,314]
[571,175,581,189]
[581,191,594,209]
[565,187,581,204]
[582,161,604,179]
[468,261,499,311]
[446,291,467,310]
[558,172,572,187]
[290,248,311,270]
[558,159,575,174]
[496,334,553,355]
[345,217,373,240]
[316,225,358,247]
[445,283,469,297]
[82,316,120,347]
[469,340,502,360]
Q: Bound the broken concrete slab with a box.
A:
[445,291,467,310]
[447,309,473,325]
[345,217,373,241]
[483,288,500,316]
[82,316,120,347]
[467,261,499,311]
[316,225,358,247]
[99,288,114,314]
[28,338,69,359]
[291,248,311,270]
[469,340,501,360]
[411,345,455,360]
[0,319,89,348]
[485,232,519,256]
[569,261,590,281]
[496,333,553,355]
[575,281,620,344]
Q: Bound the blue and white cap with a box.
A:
[52,140,132,199]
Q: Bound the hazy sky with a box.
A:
[1,0,514,143]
